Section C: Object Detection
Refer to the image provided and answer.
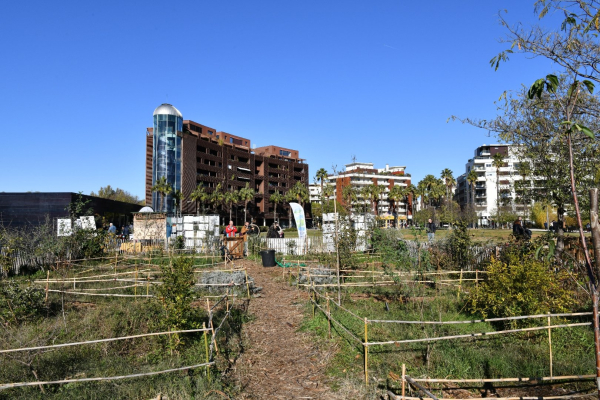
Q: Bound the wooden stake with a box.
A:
[364,317,369,385]
[45,270,49,304]
[134,266,138,297]
[327,292,331,339]
[457,269,463,299]
[312,283,315,318]
[244,268,250,298]
[146,274,149,296]
[476,269,479,288]
[548,313,553,378]
[401,363,406,399]
[203,322,211,380]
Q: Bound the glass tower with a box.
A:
[152,104,183,213]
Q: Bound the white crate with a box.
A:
[183,223,194,231]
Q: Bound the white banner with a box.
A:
[289,202,307,240]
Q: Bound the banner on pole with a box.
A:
[290,202,307,240]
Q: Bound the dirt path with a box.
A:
[229,260,339,399]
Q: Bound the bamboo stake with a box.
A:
[476,269,479,288]
[146,274,149,296]
[203,322,211,380]
[312,283,315,318]
[45,270,49,304]
[548,313,553,378]
[457,268,463,299]
[364,317,369,385]
[401,363,406,399]
[134,266,138,297]
[207,298,219,354]
[327,292,331,339]
[244,268,250,298]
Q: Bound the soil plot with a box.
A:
[229,260,339,399]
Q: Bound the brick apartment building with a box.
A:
[327,162,413,222]
[146,104,309,225]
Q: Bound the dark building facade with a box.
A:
[0,193,141,229]
[145,104,309,225]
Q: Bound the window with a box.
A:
[207,130,213,135]
[216,135,219,139]
[485,164,491,167]
[279,150,291,156]
[230,138,234,143]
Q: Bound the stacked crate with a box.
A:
[177,215,220,250]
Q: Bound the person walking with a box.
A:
[426,218,436,242]
[225,220,237,238]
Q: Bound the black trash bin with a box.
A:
[260,249,276,267]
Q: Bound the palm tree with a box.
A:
[284,190,297,227]
[270,191,284,222]
[492,153,505,227]
[238,183,255,223]
[151,176,172,213]
[441,168,454,204]
[209,183,224,213]
[467,169,478,226]
[190,184,208,215]
[223,190,239,223]
[172,190,182,217]
[467,169,478,207]
[388,185,405,228]
[364,184,384,216]
[315,168,328,200]
[406,184,418,222]
[342,184,358,214]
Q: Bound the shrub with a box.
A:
[0,280,45,326]
[154,256,204,348]
[466,255,576,326]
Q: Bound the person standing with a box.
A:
[513,217,525,240]
[225,220,237,237]
[108,223,116,235]
[426,218,436,242]
[241,221,250,256]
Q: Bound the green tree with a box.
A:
[388,185,406,228]
[492,153,506,226]
[91,185,143,205]
[151,177,173,213]
[270,191,284,222]
[172,190,182,217]
[189,184,208,215]
[238,183,256,223]
[223,189,239,223]
[315,168,329,197]
[209,183,224,213]
[341,183,358,214]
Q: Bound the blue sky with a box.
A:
[0,1,558,199]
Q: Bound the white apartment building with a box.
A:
[326,162,413,221]
[456,144,525,226]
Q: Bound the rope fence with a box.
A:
[0,289,234,392]
[308,288,595,393]
[385,365,596,400]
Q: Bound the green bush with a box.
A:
[0,280,45,326]
[466,253,576,325]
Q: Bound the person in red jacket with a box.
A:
[225,220,237,237]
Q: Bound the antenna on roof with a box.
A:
[351,154,357,163]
